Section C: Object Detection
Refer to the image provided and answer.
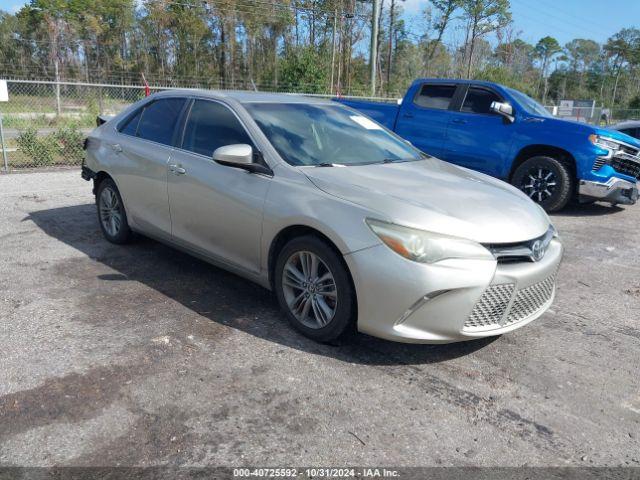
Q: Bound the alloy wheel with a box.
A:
[281,251,338,329]
[99,186,122,237]
[520,167,557,203]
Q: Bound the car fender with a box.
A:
[259,166,381,275]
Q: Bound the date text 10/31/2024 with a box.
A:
[233,468,400,478]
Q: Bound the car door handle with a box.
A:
[169,164,186,175]
[402,113,415,119]
[452,118,467,124]
[110,143,122,153]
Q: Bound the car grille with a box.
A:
[485,227,554,264]
[463,273,556,332]
[504,275,556,327]
[610,154,640,180]
[620,144,639,156]
[465,284,514,329]
[592,158,606,171]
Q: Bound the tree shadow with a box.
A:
[27,203,498,366]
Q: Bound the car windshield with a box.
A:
[244,102,424,166]
[506,88,552,118]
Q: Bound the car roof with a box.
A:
[151,88,333,105]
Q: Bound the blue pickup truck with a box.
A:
[337,79,640,212]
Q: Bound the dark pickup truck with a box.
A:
[337,79,640,212]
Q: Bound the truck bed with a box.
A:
[334,98,400,130]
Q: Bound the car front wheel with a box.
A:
[512,156,573,212]
[274,235,355,342]
[96,178,132,244]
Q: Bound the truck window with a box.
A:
[414,84,456,110]
[461,87,501,114]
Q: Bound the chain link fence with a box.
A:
[0,79,399,171]
[0,80,164,171]
[545,104,640,125]
[2,79,640,172]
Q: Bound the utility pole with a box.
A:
[330,7,338,95]
[54,59,61,117]
[386,0,395,94]
[369,0,380,97]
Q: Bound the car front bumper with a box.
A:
[344,239,563,343]
[578,177,638,205]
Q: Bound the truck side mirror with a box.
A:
[490,101,515,123]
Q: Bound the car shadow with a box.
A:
[552,202,625,217]
[27,203,498,366]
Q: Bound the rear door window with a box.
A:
[413,84,456,110]
[135,98,186,145]
[118,109,143,136]
[461,87,502,114]
[181,100,253,157]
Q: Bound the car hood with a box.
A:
[303,158,550,244]
[527,115,640,148]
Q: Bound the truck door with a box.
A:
[394,83,459,159]
[443,85,513,176]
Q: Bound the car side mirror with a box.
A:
[213,144,253,165]
[490,101,515,123]
[212,144,271,175]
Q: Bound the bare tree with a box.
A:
[460,0,511,79]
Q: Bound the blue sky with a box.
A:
[403,0,640,47]
[1,0,639,47]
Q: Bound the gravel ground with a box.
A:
[0,170,638,467]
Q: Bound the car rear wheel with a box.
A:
[96,178,132,244]
[274,235,355,342]
[512,156,573,212]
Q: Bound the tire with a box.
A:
[96,178,132,244]
[511,156,573,212]
[274,235,356,342]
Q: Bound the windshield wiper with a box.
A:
[316,162,335,167]
[383,158,418,163]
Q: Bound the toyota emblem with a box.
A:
[531,240,545,262]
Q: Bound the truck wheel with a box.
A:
[96,178,132,244]
[512,156,573,212]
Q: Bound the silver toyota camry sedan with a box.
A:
[82,89,563,343]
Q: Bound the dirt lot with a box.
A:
[0,170,639,467]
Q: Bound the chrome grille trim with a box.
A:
[485,227,555,264]
[463,273,557,332]
[592,158,606,171]
[611,154,640,181]
[505,274,556,326]
[465,284,514,329]
[619,144,639,157]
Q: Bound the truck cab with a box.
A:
[338,79,640,212]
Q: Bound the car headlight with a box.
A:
[366,218,493,264]
[589,134,623,153]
